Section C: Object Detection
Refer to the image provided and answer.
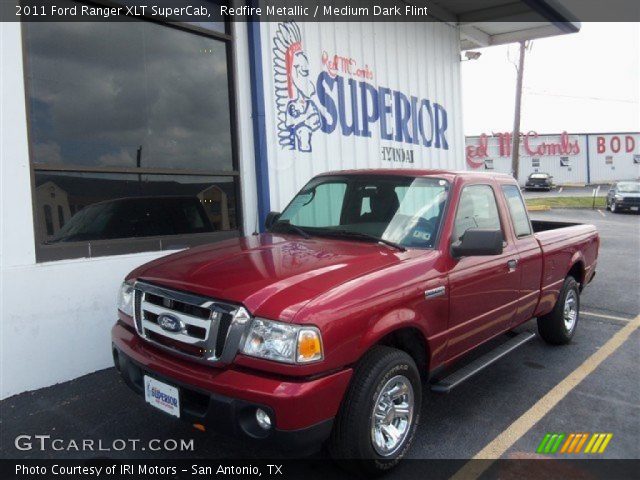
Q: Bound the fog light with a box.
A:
[255,408,272,430]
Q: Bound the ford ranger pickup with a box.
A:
[112,169,599,472]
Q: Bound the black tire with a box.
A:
[605,200,611,211]
[328,346,421,474]
[537,276,580,345]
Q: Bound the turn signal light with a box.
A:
[297,329,323,363]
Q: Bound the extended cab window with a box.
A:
[453,185,501,241]
[502,185,532,237]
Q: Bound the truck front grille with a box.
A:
[132,281,249,366]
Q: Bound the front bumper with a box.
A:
[614,199,640,210]
[111,322,352,452]
[525,184,552,190]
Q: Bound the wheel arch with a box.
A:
[359,324,430,377]
[567,255,586,289]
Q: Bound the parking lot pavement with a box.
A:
[522,185,609,199]
[1,210,638,473]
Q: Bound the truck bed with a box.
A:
[531,219,581,232]
[532,220,599,317]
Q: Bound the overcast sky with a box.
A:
[461,23,640,136]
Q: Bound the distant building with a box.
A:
[466,131,640,185]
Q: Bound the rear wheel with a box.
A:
[328,346,421,474]
[537,276,580,345]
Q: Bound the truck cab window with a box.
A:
[453,185,501,241]
[502,185,532,237]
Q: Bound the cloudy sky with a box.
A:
[461,23,639,135]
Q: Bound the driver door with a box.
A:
[446,183,521,360]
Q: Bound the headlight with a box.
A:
[241,318,323,364]
[117,281,135,317]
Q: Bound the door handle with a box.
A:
[507,259,518,272]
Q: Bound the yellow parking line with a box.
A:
[449,314,639,480]
[581,311,634,323]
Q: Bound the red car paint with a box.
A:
[112,169,599,434]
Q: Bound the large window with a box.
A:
[23,1,239,261]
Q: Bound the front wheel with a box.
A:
[537,276,580,345]
[328,346,421,474]
[610,202,617,213]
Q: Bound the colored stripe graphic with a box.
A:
[560,433,575,453]
[541,433,613,454]
[536,433,551,453]
[574,433,589,453]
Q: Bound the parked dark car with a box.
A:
[524,173,553,191]
[606,181,640,213]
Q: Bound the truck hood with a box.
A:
[131,234,415,321]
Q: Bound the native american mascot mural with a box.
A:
[273,22,321,152]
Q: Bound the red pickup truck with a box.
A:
[112,170,598,472]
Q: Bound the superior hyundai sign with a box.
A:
[260,21,465,211]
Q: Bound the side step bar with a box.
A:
[430,331,537,394]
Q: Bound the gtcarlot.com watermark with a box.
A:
[14,434,194,452]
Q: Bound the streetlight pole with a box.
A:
[511,40,527,182]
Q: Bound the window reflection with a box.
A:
[34,172,237,244]
[24,11,233,171]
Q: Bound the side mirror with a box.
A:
[264,211,281,231]
[451,228,503,258]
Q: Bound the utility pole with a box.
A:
[511,40,527,182]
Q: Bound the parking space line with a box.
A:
[581,310,634,323]
[449,314,640,480]
[597,209,606,217]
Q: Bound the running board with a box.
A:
[430,331,537,394]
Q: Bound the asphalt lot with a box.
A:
[1,209,638,477]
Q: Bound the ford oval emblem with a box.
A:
[157,313,183,333]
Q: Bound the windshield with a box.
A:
[276,175,449,249]
[530,174,549,179]
[617,182,640,193]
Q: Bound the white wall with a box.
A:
[0,22,258,399]
[588,133,640,183]
[260,21,465,211]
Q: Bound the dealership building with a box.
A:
[1,2,588,398]
[466,131,639,184]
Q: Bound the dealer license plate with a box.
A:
[144,376,180,418]
[631,207,639,211]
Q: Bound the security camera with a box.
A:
[464,51,482,61]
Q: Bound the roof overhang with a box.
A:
[420,1,581,50]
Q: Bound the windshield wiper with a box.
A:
[272,220,311,239]
[317,229,406,252]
